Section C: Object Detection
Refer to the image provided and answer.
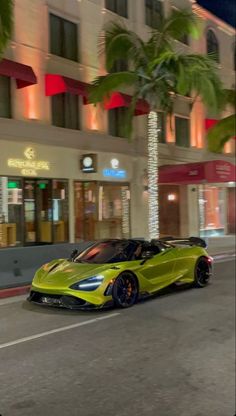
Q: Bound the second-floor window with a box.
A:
[105,0,128,18]
[175,116,190,147]
[234,44,236,71]
[157,112,166,143]
[108,108,128,138]
[0,75,11,118]
[110,59,128,73]
[145,0,163,29]
[50,14,78,61]
[52,93,80,130]
[206,29,219,63]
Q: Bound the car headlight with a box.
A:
[70,275,104,291]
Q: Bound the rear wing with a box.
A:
[153,236,207,249]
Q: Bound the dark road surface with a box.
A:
[0,258,235,416]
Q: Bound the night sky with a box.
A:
[197,0,236,28]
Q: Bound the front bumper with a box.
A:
[28,291,114,310]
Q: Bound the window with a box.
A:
[105,0,128,18]
[74,181,131,241]
[52,180,69,243]
[145,0,163,29]
[234,44,236,71]
[50,14,78,61]
[180,34,189,45]
[0,177,23,248]
[157,112,166,143]
[110,59,128,73]
[199,185,225,237]
[108,108,128,138]
[0,76,11,118]
[206,29,219,63]
[52,93,80,130]
[175,116,190,147]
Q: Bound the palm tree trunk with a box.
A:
[147,111,159,240]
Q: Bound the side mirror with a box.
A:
[70,249,78,261]
[140,251,153,264]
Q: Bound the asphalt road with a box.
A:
[0,258,235,416]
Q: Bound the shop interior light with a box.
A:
[38,183,47,189]
[148,111,159,239]
[8,181,18,189]
[167,194,176,201]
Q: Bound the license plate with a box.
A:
[41,296,62,305]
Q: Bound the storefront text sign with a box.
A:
[103,158,127,179]
[103,168,127,179]
[7,147,50,176]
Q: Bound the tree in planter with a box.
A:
[89,10,223,239]
[0,0,13,55]
[207,89,236,153]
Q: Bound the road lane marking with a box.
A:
[0,313,120,350]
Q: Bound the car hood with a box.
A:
[34,259,120,288]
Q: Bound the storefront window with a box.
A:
[74,181,131,241]
[0,177,23,248]
[52,180,69,243]
[0,75,11,118]
[0,177,69,248]
[199,185,226,237]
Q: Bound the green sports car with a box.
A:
[28,237,213,309]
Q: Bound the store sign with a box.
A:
[7,147,50,176]
[103,158,127,179]
[80,154,97,173]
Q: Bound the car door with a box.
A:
[139,248,177,291]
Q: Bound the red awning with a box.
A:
[45,74,88,100]
[104,92,150,116]
[0,58,37,88]
[205,118,218,130]
[159,160,236,184]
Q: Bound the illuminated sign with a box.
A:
[103,158,127,179]
[110,158,119,169]
[80,154,97,173]
[103,169,126,179]
[7,147,50,176]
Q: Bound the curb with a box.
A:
[0,285,31,300]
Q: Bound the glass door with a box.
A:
[36,179,52,243]
[24,179,53,244]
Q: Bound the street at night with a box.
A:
[0,0,236,415]
[0,257,235,416]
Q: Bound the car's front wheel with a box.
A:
[112,272,138,308]
[194,257,211,288]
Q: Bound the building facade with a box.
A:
[0,0,235,254]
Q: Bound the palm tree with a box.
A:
[207,89,236,153]
[0,0,13,55]
[89,10,223,240]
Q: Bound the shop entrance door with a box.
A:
[24,178,52,245]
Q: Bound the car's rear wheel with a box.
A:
[112,272,138,308]
[194,257,211,288]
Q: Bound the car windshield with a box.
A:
[74,241,139,264]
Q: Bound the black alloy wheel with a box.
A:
[194,258,211,288]
[113,272,138,308]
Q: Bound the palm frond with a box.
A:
[174,54,224,113]
[0,0,13,54]
[88,72,138,104]
[101,21,147,70]
[162,9,200,41]
[207,115,236,152]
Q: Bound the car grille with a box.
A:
[28,291,86,308]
